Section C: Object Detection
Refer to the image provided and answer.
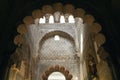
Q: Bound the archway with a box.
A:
[42,65,73,80]
[48,72,66,80]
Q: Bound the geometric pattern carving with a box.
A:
[39,36,75,60]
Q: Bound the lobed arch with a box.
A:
[8,2,113,80]
[14,2,106,60]
[41,65,73,80]
[15,3,104,46]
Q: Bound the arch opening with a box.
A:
[48,72,66,80]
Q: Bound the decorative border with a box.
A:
[42,65,73,80]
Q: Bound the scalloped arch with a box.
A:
[42,65,73,80]
[15,3,104,47]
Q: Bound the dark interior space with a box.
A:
[0,0,120,79]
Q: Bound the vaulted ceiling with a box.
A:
[0,0,120,79]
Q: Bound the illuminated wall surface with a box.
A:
[7,3,113,80]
